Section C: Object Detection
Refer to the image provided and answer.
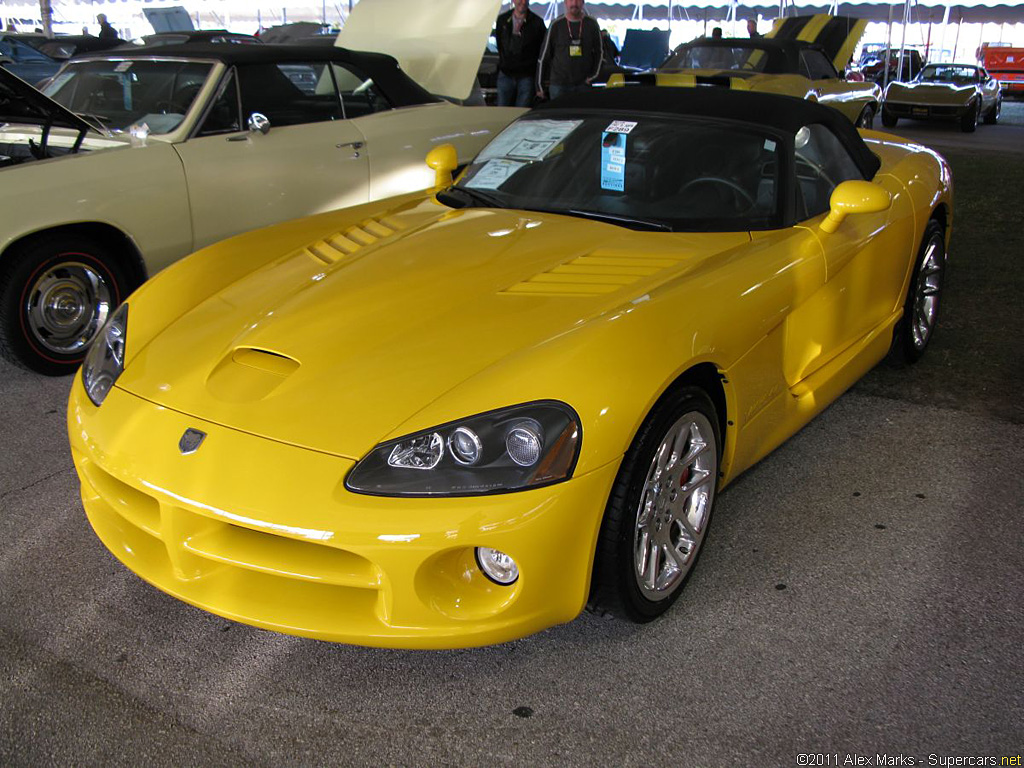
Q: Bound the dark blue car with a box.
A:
[0,34,61,86]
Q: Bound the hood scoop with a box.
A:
[502,251,685,297]
[303,215,405,265]
[206,347,301,403]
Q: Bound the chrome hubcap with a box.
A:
[633,411,717,600]
[911,237,943,350]
[25,262,112,355]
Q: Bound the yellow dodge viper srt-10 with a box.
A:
[635,14,881,128]
[69,87,953,649]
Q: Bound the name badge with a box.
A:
[569,43,582,57]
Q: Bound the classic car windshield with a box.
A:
[662,44,782,73]
[918,65,980,86]
[42,59,215,134]
[447,113,781,232]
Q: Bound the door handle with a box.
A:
[337,141,364,150]
[226,134,248,142]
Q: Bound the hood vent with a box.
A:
[502,252,683,297]
[206,347,301,403]
[304,215,404,265]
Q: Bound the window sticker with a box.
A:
[477,119,582,162]
[600,131,626,192]
[764,139,777,152]
[464,158,526,190]
[604,120,637,134]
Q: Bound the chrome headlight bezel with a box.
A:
[81,302,128,407]
[345,400,582,497]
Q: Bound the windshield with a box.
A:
[662,44,781,73]
[447,113,782,232]
[919,65,979,86]
[42,58,215,134]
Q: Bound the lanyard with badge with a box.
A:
[567,18,582,57]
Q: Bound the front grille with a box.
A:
[78,456,386,629]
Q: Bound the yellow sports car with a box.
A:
[645,15,881,127]
[69,87,953,649]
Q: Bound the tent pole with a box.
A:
[938,4,950,63]
[952,14,961,63]
[897,0,910,82]
[883,4,893,91]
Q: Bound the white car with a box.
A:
[0,35,520,374]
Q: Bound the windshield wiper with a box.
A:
[436,186,505,210]
[558,208,674,232]
[73,112,113,136]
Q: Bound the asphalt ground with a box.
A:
[1,104,1022,766]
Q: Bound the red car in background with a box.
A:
[980,44,1024,97]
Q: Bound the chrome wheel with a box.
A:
[857,105,875,129]
[24,261,113,355]
[910,234,944,351]
[633,411,717,600]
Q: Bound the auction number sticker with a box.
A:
[604,120,638,134]
[600,131,627,192]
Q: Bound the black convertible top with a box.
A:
[73,42,441,108]
[535,85,881,179]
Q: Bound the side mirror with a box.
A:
[819,180,891,233]
[425,143,458,188]
[247,112,271,135]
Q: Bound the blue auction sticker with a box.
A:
[600,131,626,192]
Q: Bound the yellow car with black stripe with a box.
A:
[69,87,952,649]
[641,15,880,128]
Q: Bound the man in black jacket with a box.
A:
[536,0,603,101]
[96,13,117,40]
[495,0,547,107]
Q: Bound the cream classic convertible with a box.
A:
[0,1,519,374]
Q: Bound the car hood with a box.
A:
[120,200,747,459]
[887,82,975,103]
[334,0,500,100]
[767,14,868,71]
[0,65,95,134]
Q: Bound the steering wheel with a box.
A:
[677,176,756,209]
[795,154,837,189]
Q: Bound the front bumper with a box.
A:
[68,378,620,649]
[883,100,970,120]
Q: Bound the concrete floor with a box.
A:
[1,104,1022,766]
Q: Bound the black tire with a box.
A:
[856,104,876,130]
[881,108,898,128]
[888,219,946,366]
[588,386,721,623]
[960,101,979,133]
[0,233,130,375]
[983,97,1001,125]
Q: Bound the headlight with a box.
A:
[81,303,127,407]
[346,401,581,497]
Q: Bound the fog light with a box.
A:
[475,547,519,585]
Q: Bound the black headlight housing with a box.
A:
[346,401,581,497]
[81,303,127,407]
